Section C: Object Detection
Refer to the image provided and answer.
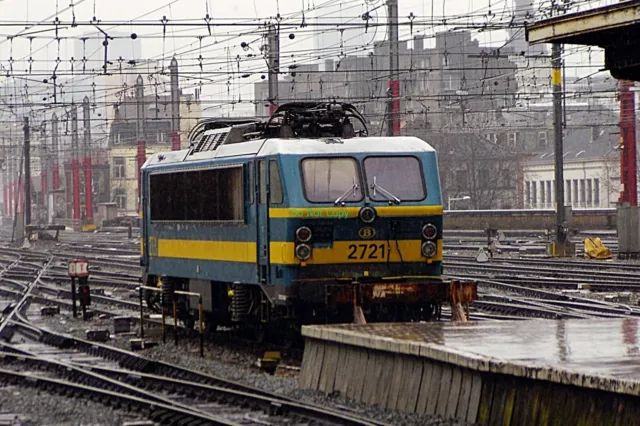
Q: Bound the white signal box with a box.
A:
[68,260,89,277]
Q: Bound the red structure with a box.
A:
[171,130,180,151]
[137,140,146,213]
[41,170,47,210]
[9,179,14,215]
[15,178,23,214]
[52,165,59,190]
[83,157,93,220]
[389,80,400,136]
[72,159,81,220]
[3,184,7,217]
[618,79,637,206]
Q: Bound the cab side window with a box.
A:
[269,160,284,204]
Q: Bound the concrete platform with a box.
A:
[299,319,640,425]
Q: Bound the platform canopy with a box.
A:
[526,1,640,81]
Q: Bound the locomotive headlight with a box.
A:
[421,241,437,258]
[422,223,437,240]
[359,206,376,224]
[296,226,312,242]
[295,243,312,261]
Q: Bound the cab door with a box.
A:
[256,159,270,284]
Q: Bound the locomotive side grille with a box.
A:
[191,132,229,154]
[211,132,228,150]
[193,134,210,153]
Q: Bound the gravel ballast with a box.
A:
[0,384,144,426]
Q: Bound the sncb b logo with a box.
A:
[358,227,376,239]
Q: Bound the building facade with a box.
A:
[107,90,201,216]
[522,126,621,209]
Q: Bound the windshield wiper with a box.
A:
[334,177,360,205]
[370,176,401,204]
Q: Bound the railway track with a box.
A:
[0,248,387,426]
[444,260,640,292]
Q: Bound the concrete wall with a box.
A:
[299,337,640,425]
[444,209,617,230]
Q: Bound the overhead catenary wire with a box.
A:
[0,0,618,153]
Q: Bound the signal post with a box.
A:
[68,260,90,319]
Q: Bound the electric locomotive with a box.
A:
[140,102,476,334]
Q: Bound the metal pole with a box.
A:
[169,57,181,151]
[161,292,166,344]
[82,96,94,222]
[23,117,31,226]
[173,301,178,346]
[2,136,7,219]
[267,24,280,115]
[619,79,638,206]
[139,286,145,339]
[51,113,60,191]
[40,122,47,223]
[387,0,400,136]
[199,295,204,358]
[71,105,81,221]
[7,137,12,220]
[71,277,77,318]
[552,42,565,243]
[136,75,146,214]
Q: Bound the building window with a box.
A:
[113,188,127,211]
[113,157,126,179]
[525,181,531,207]
[531,182,537,207]
[444,74,458,90]
[540,182,545,207]
[573,180,579,205]
[566,180,572,205]
[486,133,497,144]
[579,180,586,207]
[538,131,548,147]
[586,179,593,206]
[547,181,552,207]
[594,179,600,206]
[507,132,517,147]
[156,131,166,144]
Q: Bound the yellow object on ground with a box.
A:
[584,237,612,259]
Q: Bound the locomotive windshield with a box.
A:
[301,157,363,203]
[364,156,426,202]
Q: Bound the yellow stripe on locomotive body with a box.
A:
[149,238,443,265]
[269,205,444,219]
[157,239,258,263]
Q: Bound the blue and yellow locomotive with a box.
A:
[140,102,476,333]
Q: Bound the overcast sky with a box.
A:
[0,0,615,117]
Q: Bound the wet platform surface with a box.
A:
[302,318,640,385]
[301,319,640,423]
